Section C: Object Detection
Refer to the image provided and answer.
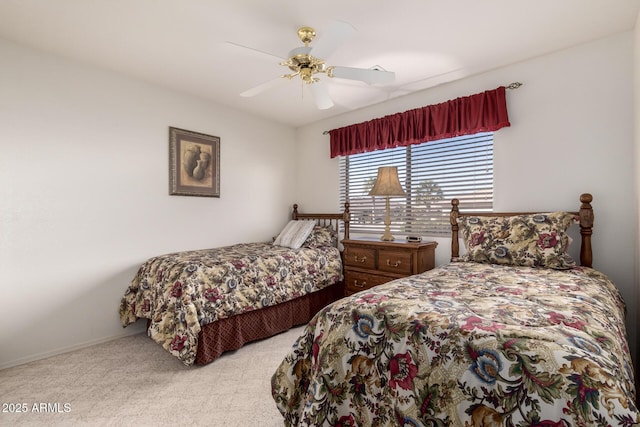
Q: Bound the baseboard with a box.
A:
[0,324,146,370]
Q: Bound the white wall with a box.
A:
[0,38,297,369]
[296,32,637,357]
[634,11,640,373]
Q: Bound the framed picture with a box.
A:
[169,127,220,197]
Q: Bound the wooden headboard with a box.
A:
[292,202,351,248]
[449,193,594,267]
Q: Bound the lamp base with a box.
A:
[380,196,396,241]
[380,226,395,241]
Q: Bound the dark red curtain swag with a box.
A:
[329,86,510,158]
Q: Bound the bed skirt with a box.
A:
[195,281,344,365]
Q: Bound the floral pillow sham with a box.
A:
[302,225,338,248]
[457,211,576,269]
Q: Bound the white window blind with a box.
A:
[339,132,493,236]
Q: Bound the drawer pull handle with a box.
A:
[354,255,367,263]
[386,259,402,268]
[353,280,366,288]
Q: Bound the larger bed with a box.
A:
[271,194,639,426]
[119,203,350,366]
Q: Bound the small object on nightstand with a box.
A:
[342,237,437,296]
[406,236,422,242]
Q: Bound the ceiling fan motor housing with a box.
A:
[282,46,325,82]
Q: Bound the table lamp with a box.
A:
[368,166,406,241]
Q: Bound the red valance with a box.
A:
[329,86,510,158]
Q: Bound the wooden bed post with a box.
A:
[450,198,460,260]
[343,201,350,239]
[578,193,594,268]
[292,204,300,220]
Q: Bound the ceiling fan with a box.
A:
[235,20,396,110]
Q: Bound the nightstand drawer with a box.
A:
[343,247,376,270]
[341,238,437,297]
[344,271,391,293]
[377,249,412,275]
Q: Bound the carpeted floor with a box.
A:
[0,326,305,426]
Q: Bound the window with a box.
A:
[339,132,493,236]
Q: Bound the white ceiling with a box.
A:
[1,1,638,127]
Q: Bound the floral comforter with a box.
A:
[120,242,342,365]
[271,262,638,426]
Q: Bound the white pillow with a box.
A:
[273,220,316,249]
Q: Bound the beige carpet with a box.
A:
[0,326,306,426]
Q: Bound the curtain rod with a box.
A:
[322,82,523,135]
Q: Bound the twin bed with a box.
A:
[271,194,639,426]
[119,194,638,425]
[119,203,350,366]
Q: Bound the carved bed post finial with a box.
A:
[343,201,350,239]
[578,193,593,268]
[450,198,460,260]
[292,203,299,220]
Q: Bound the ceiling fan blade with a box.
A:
[329,66,396,85]
[224,41,285,62]
[309,20,356,60]
[308,81,334,110]
[240,77,284,97]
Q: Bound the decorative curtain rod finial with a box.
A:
[506,82,523,90]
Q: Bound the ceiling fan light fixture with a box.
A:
[300,67,318,83]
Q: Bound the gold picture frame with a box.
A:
[169,127,220,197]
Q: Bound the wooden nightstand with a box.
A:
[342,238,437,296]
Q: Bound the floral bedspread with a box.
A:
[120,242,342,365]
[271,262,638,426]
